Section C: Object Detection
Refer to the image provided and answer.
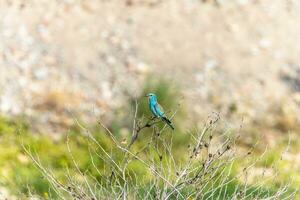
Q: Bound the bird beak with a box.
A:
[145,94,149,97]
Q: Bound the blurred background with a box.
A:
[0,0,300,198]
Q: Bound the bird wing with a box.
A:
[149,102,157,116]
[154,103,165,118]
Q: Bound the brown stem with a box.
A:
[127,117,158,150]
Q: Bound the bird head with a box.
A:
[145,93,157,101]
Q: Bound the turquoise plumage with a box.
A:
[146,93,174,130]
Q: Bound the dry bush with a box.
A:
[23,102,296,200]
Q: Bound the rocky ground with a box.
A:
[0,0,300,136]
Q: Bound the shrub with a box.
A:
[23,106,296,199]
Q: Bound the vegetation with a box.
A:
[0,80,298,199]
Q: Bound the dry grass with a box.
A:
[21,102,297,199]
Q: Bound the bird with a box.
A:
[146,93,174,130]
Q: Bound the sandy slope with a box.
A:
[0,0,299,133]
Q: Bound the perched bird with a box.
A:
[146,93,174,130]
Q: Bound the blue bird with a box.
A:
[146,93,174,130]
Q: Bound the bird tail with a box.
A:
[162,117,174,130]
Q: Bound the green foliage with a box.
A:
[0,116,115,198]
[0,78,298,199]
[0,115,297,199]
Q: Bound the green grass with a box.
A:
[0,116,114,198]
[0,79,298,199]
[0,115,298,199]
